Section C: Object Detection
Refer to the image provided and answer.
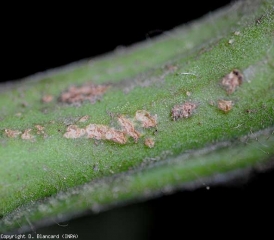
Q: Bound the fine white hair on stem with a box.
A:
[180,72,197,76]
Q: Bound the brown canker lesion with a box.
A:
[21,129,35,140]
[4,125,47,141]
[117,115,141,143]
[4,129,22,138]
[86,124,110,140]
[135,110,157,128]
[64,125,86,139]
[221,69,243,94]
[218,100,233,113]
[35,125,45,135]
[65,123,128,144]
[86,124,127,144]
[105,128,127,144]
[59,83,110,105]
[171,102,197,121]
[63,110,158,146]
[144,137,155,148]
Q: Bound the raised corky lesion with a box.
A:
[221,69,243,94]
[218,100,233,113]
[4,126,45,141]
[135,110,157,128]
[171,102,197,121]
[60,83,110,105]
[117,115,141,143]
[4,129,22,138]
[63,110,158,146]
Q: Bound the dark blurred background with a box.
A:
[3,1,274,239]
[2,1,233,83]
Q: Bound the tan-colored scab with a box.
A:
[78,115,89,123]
[218,100,233,113]
[63,110,157,146]
[4,129,22,138]
[171,102,197,121]
[42,94,54,103]
[4,128,38,140]
[35,125,45,135]
[21,129,35,140]
[117,115,140,143]
[135,110,157,128]
[144,137,155,148]
[105,128,127,144]
[60,83,109,104]
[64,125,86,139]
[221,69,243,94]
[86,124,109,140]
[86,124,127,144]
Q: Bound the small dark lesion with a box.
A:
[255,15,265,25]
[245,109,257,114]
